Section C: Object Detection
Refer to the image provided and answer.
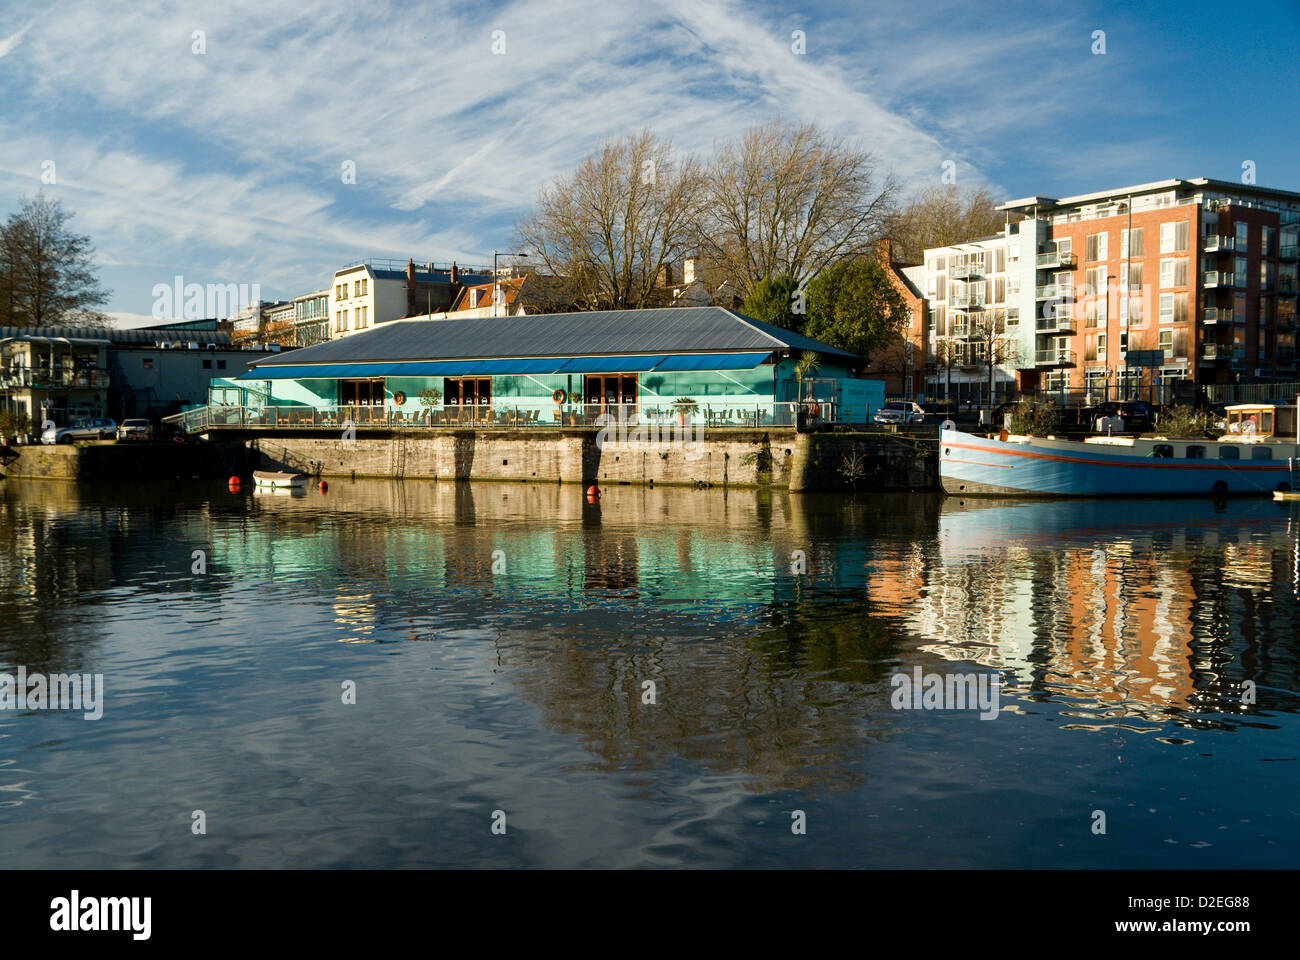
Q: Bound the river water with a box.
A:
[1,478,1297,868]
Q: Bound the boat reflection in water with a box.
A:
[882,495,1300,732]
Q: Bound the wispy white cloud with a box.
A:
[0,0,1248,315]
[0,24,29,59]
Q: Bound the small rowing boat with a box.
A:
[252,470,308,488]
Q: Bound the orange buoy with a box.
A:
[586,485,599,497]
[318,480,328,492]
[228,476,240,485]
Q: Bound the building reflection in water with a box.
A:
[873,497,1300,732]
[5,476,1300,798]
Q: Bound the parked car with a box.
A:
[117,419,154,441]
[1086,401,1155,433]
[40,417,117,444]
[873,401,926,424]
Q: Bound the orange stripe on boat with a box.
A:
[943,440,1288,470]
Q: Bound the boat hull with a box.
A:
[940,429,1296,497]
[252,471,307,488]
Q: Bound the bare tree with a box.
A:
[698,120,898,299]
[515,130,704,310]
[1,193,111,327]
[965,308,1018,412]
[887,184,1009,265]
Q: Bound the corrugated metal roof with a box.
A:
[248,307,859,369]
[0,325,233,346]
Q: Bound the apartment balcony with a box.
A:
[1202,235,1235,253]
[1202,271,1234,288]
[1035,348,1077,368]
[1035,284,1076,301]
[0,369,110,390]
[1280,244,1298,261]
[1035,315,1076,335]
[947,323,981,339]
[949,292,987,311]
[1279,314,1297,330]
[949,263,985,281]
[1200,343,1245,361]
[1201,307,1232,325]
[1035,250,1077,269]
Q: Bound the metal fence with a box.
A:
[166,401,838,434]
[1020,381,1300,410]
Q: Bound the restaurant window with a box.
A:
[340,379,384,406]
[584,374,638,411]
[444,377,492,406]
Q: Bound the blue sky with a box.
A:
[1,0,1297,325]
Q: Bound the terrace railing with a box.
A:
[168,401,829,433]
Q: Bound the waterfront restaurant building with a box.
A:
[225,306,874,425]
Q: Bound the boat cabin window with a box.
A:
[1185,445,1206,459]
[1219,446,1240,460]
[1152,444,1174,458]
[1261,411,1274,433]
[1251,447,1272,460]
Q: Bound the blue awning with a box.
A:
[654,352,770,371]
[239,351,772,381]
[553,355,668,373]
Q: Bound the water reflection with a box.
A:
[883,497,1300,732]
[1,477,1298,866]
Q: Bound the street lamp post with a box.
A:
[492,251,529,317]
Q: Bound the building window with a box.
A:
[218,360,226,369]
[1158,294,1174,324]
[340,378,384,406]
[1158,329,1173,356]
[202,358,212,369]
[1235,293,1247,324]
[1235,257,1248,287]
[142,358,153,369]
[1097,332,1107,358]
[1120,228,1144,257]
[1086,232,1108,262]
[1235,221,1249,252]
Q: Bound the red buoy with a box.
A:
[228,476,240,485]
[586,485,599,497]
[318,480,328,492]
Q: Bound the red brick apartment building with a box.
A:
[916,178,1300,404]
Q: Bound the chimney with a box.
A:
[877,238,893,267]
[450,261,459,285]
[406,259,417,317]
[683,257,697,284]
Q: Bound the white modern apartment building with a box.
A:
[329,259,492,339]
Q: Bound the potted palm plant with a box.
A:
[794,350,820,429]
[417,387,442,424]
[671,397,699,426]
